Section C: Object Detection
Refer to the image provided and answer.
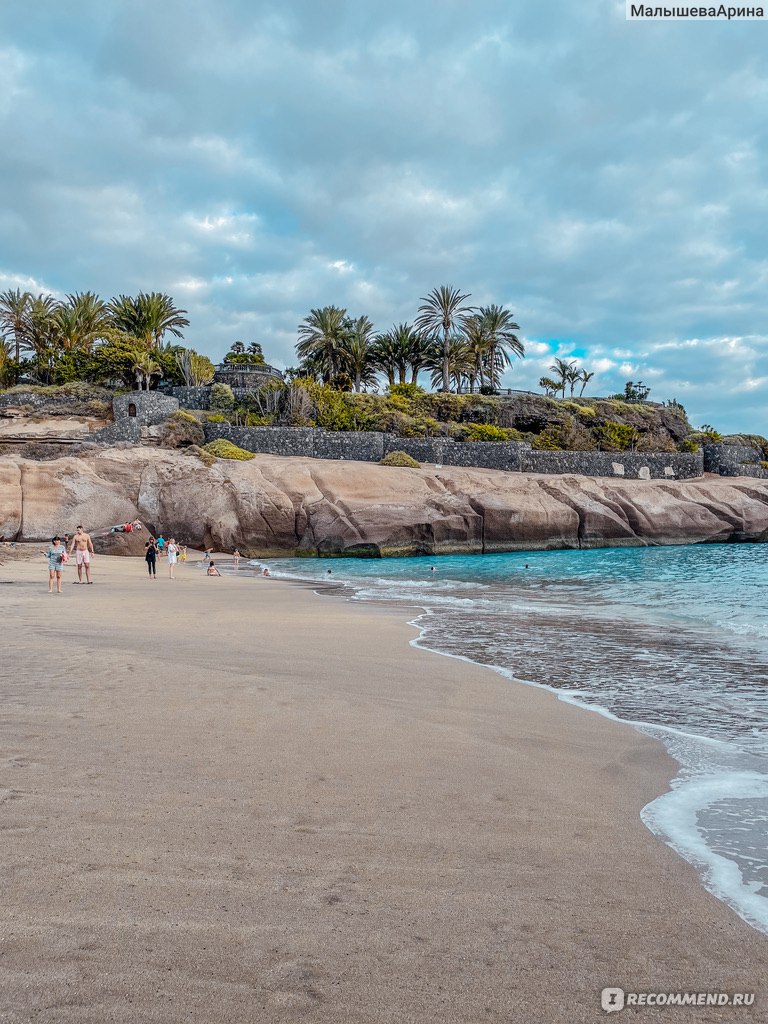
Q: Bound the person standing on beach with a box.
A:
[156,535,165,554]
[44,536,67,593]
[144,539,158,579]
[68,525,94,584]
[167,537,179,579]
[233,549,241,568]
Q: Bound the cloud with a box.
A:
[1,0,767,432]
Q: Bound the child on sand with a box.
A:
[206,561,221,577]
[44,536,67,593]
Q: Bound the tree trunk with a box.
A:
[410,368,419,386]
[442,329,450,392]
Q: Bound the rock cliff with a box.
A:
[2,448,768,556]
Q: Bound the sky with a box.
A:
[1,0,767,433]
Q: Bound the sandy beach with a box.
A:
[1,552,765,1023]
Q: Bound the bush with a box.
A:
[388,383,425,400]
[209,382,235,414]
[202,438,256,461]
[463,423,518,442]
[380,450,421,468]
[679,438,699,453]
[205,413,227,422]
[598,421,639,452]
[159,410,205,449]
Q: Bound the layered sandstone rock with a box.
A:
[1,448,767,556]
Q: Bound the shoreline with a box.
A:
[1,554,765,1021]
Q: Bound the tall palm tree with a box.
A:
[296,306,348,382]
[0,288,33,363]
[415,285,473,392]
[463,314,490,393]
[578,370,594,397]
[340,316,376,392]
[55,292,111,352]
[476,305,524,390]
[108,292,189,352]
[24,294,62,380]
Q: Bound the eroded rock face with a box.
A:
[2,448,768,555]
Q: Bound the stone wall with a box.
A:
[521,449,704,480]
[88,419,144,445]
[202,422,702,479]
[703,442,768,478]
[112,391,179,426]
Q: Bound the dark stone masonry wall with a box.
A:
[202,422,704,480]
[703,442,768,479]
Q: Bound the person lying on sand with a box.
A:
[206,561,221,577]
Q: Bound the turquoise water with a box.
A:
[248,545,768,934]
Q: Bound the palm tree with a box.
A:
[108,292,189,352]
[24,294,62,380]
[566,364,581,397]
[296,306,348,382]
[54,292,111,352]
[476,305,523,389]
[539,376,561,397]
[463,314,490,393]
[0,336,13,386]
[132,352,162,391]
[340,316,376,392]
[549,358,575,398]
[0,288,33,363]
[577,370,594,397]
[425,336,473,394]
[373,323,423,387]
[415,285,473,392]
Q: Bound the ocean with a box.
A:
[240,545,768,936]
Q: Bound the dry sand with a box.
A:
[1,552,765,1023]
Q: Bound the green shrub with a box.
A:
[598,421,639,452]
[160,410,205,449]
[202,438,256,461]
[209,382,236,413]
[463,423,518,442]
[388,383,426,400]
[205,413,227,423]
[380,450,421,468]
[679,438,699,453]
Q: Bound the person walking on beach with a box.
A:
[68,525,94,584]
[144,539,158,579]
[167,537,179,579]
[44,536,67,593]
[156,534,166,554]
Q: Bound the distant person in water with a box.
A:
[203,548,212,562]
[207,561,221,577]
[44,536,67,593]
[261,567,270,577]
[233,549,241,568]
[144,539,158,579]
[69,525,94,584]
[167,537,179,579]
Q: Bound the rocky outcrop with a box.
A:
[2,448,768,556]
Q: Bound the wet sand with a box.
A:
[1,553,765,1023]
